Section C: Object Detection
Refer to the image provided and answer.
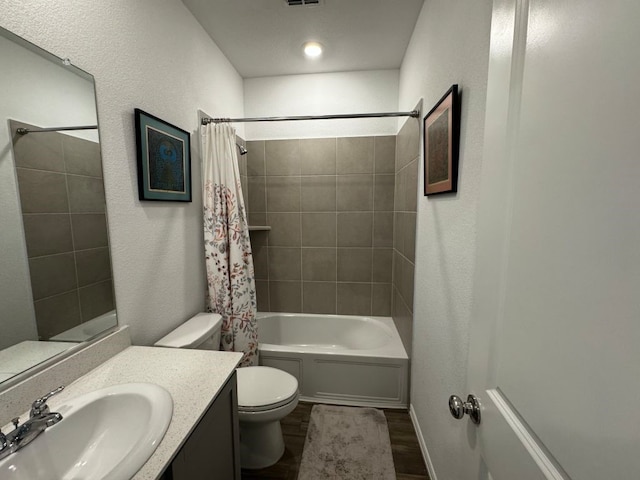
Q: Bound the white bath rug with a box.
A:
[298,404,396,480]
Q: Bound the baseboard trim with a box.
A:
[409,403,438,480]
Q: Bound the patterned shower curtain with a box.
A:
[201,122,258,366]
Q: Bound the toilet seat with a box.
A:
[237,366,298,412]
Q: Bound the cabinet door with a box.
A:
[170,373,240,479]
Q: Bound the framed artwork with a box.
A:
[423,84,460,196]
[135,108,192,202]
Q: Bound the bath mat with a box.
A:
[298,404,396,480]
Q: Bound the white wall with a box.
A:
[0,0,245,346]
[398,0,493,479]
[244,70,399,140]
[0,34,98,349]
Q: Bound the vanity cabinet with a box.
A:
[161,372,240,480]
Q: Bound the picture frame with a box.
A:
[134,108,192,202]
[423,84,460,196]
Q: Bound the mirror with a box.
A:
[0,26,117,385]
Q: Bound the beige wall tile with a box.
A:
[374,136,396,174]
[396,117,420,172]
[337,137,374,174]
[248,212,267,227]
[337,283,372,315]
[372,248,393,283]
[23,214,73,257]
[374,211,394,248]
[252,243,269,280]
[255,280,270,311]
[337,248,372,282]
[266,176,300,212]
[267,212,301,247]
[303,282,337,314]
[392,286,413,356]
[71,214,108,250]
[301,213,336,247]
[34,291,81,340]
[29,253,77,300]
[266,139,300,176]
[372,283,392,316]
[63,135,103,177]
[374,174,395,211]
[301,175,336,212]
[302,248,336,281]
[247,141,266,176]
[248,176,267,212]
[268,247,301,280]
[406,159,419,212]
[300,138,336,175]
[67,175,106,213]
[16,168,69,213]
[75,247,112,287]
[337,212,373,247]
[78,280,114,321]
[404,213,417,263]
[337,174,373,211]
[269,281,302,313]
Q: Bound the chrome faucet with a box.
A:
[0,386,64,461]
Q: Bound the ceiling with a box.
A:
[181,0,425,78]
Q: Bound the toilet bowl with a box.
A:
[153,313,299,470]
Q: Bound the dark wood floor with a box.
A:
[241,402,430,480]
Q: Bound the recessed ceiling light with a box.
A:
[303,41,323,58]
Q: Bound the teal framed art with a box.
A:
[134,108,192,202]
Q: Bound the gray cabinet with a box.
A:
[162,373,240,479]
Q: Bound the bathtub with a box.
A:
[49,310,117,342]
[257,312,409,408]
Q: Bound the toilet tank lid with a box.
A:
[154,313,222,348]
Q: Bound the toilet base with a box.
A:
[239,419,285,470]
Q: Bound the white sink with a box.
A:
[0,383,173,480]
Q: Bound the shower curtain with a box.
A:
[201,122,258,366]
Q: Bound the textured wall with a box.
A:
[247,136,396,315]
[0,0,245,345]
[398,0,493,478]
[244,70,400,140]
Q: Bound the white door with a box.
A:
[458,0,640,478]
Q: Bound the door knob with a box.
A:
[448,394,481,425]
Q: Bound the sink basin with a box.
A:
[0,383,173,480]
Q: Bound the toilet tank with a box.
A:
[154,313,222,350]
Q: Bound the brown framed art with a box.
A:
[423,84,460,196]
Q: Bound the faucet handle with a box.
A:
[30,386,64,418]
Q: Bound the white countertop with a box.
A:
[36,346,243,480]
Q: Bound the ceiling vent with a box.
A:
[285,0,321,6]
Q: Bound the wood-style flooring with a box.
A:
[241,402,430,480]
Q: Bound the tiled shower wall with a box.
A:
[11,120,114,340]
[246,136,396,315]
[392,117,420,355]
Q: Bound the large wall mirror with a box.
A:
[0,25,117,386]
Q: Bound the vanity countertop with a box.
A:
[40,345,243,480]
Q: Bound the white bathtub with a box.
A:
[257,312,409,408]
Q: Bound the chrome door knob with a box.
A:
[448,394,481,425]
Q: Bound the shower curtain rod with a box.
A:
[16,125,98,135]
[201,110,420,125]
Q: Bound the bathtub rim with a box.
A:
[255,311,408,360]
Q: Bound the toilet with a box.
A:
[153,313,299,470]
